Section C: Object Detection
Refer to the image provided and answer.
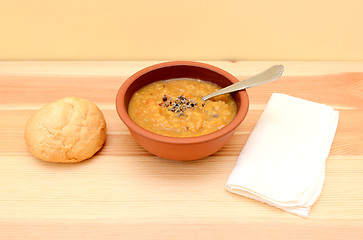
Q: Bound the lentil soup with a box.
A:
[128,78,237,137]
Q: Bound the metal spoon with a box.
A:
[201,65,284,101]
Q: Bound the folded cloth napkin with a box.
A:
[225,93,339,217]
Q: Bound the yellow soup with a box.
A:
[128,78,237,137]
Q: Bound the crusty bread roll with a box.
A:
[24,97,107,163]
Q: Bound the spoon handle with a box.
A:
[201,65,284,101]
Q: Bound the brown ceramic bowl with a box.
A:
[115,61,249,160]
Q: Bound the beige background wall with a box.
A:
[0,0,362,61]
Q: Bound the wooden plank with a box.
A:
[0,218,362,240]
[0,62,362,239]
[1,107,361,156]
[0,61,362,76]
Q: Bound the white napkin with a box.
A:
[225,93,339,217]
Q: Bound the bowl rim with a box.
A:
[115,61,249,144]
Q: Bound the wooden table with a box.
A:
[1,61,362,239]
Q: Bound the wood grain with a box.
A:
[0,62,362,239]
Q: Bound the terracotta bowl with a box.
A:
[115,61,249,160]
